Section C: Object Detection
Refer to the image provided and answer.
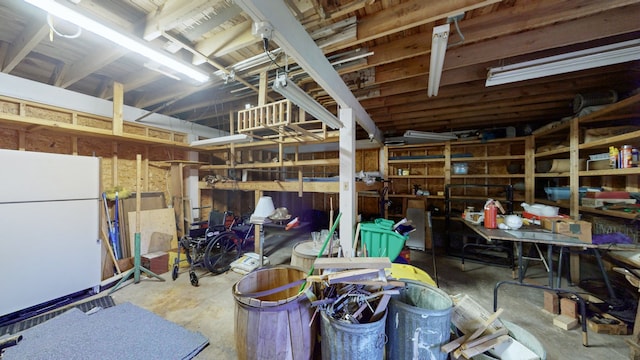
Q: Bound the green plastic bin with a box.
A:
[360,221,407,260]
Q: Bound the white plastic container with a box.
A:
[521,203,559,217]
[452,163,468,174]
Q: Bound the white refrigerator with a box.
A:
[0,149,101,317]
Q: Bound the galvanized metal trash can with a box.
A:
[386,281,453,360]
[320,310,387,360]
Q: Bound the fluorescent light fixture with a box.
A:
[272,73,343,129]
[427,24,450,97]
[404,130,457,141]
[486,39,640,87]
[24,0,209,83]
[190,134,251,147]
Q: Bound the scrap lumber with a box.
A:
[553,314,579,330]
[461,335,511,359]
[314,256,391,270]
[461,327,509,350]
[441,334,470,354]
[440,308,506,359]
[588,314,629,335]
[370,294,391,323]
[465,308,505,343]
[327,268,384,285]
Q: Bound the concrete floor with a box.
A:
[106,227,633,359]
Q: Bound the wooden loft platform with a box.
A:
[0,96,194,149]
[199,179,381,194]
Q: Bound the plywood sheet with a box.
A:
[118,192,166,257]
[127,208,177,255]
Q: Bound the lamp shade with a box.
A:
[250,196,275,224]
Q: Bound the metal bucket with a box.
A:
[386,281,453,360]
[320,310,387,360]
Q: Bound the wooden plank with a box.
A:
[118,192,166,258]
[461,335,510,359]
[442,334,470,354]
[370,293,391,323]
[554,314,579,330]
[461,327,509,350]
[112,82,123,136]
[326,268,384,284]
[313,257,391,270]
[127,208,177,255]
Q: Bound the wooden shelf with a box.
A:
[200,180,381,193]
[532,92,640,221]
[384,136,530,218]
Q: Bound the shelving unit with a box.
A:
[532,91,640,221]
[384,136,533,218]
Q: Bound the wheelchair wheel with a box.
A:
[204,231,241,274]
[189,271,199,287]
[171,264,179,281]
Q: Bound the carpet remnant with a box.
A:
[3,302,209,360]
[0,295,116,336]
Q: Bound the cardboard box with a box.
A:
[587,314,629,335]
[542,217,592,243]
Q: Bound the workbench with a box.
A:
[464,223,619,347]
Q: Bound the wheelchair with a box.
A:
[172,210,243,286]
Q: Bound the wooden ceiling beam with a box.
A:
[445,4,640,71]
[2,21,48,73]
[351,0,501,46]
[57,48,127,88]
[193,21,256,61]
[365,65,634,113]
[143,0,212,40]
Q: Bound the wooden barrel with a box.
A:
[233,266,316,360]
[290,240,339,274]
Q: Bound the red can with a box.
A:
[484,205,497,229]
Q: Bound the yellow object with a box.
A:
[104,186,132,200]
[388,263,436,286]
[168,250,189,268]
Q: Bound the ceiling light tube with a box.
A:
[404,130,457,141]
[427,24,450,97]
[486,39,640,87]
[272,74,343,129]
[24,0,209,83]
[190,134,251,147]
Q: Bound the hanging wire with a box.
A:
[47,14,82,39]
[262,37,287,75]
[448,16,465,48]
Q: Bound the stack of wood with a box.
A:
[308,257,402,325]
[442,308,509,359]
[444,294,540,360]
